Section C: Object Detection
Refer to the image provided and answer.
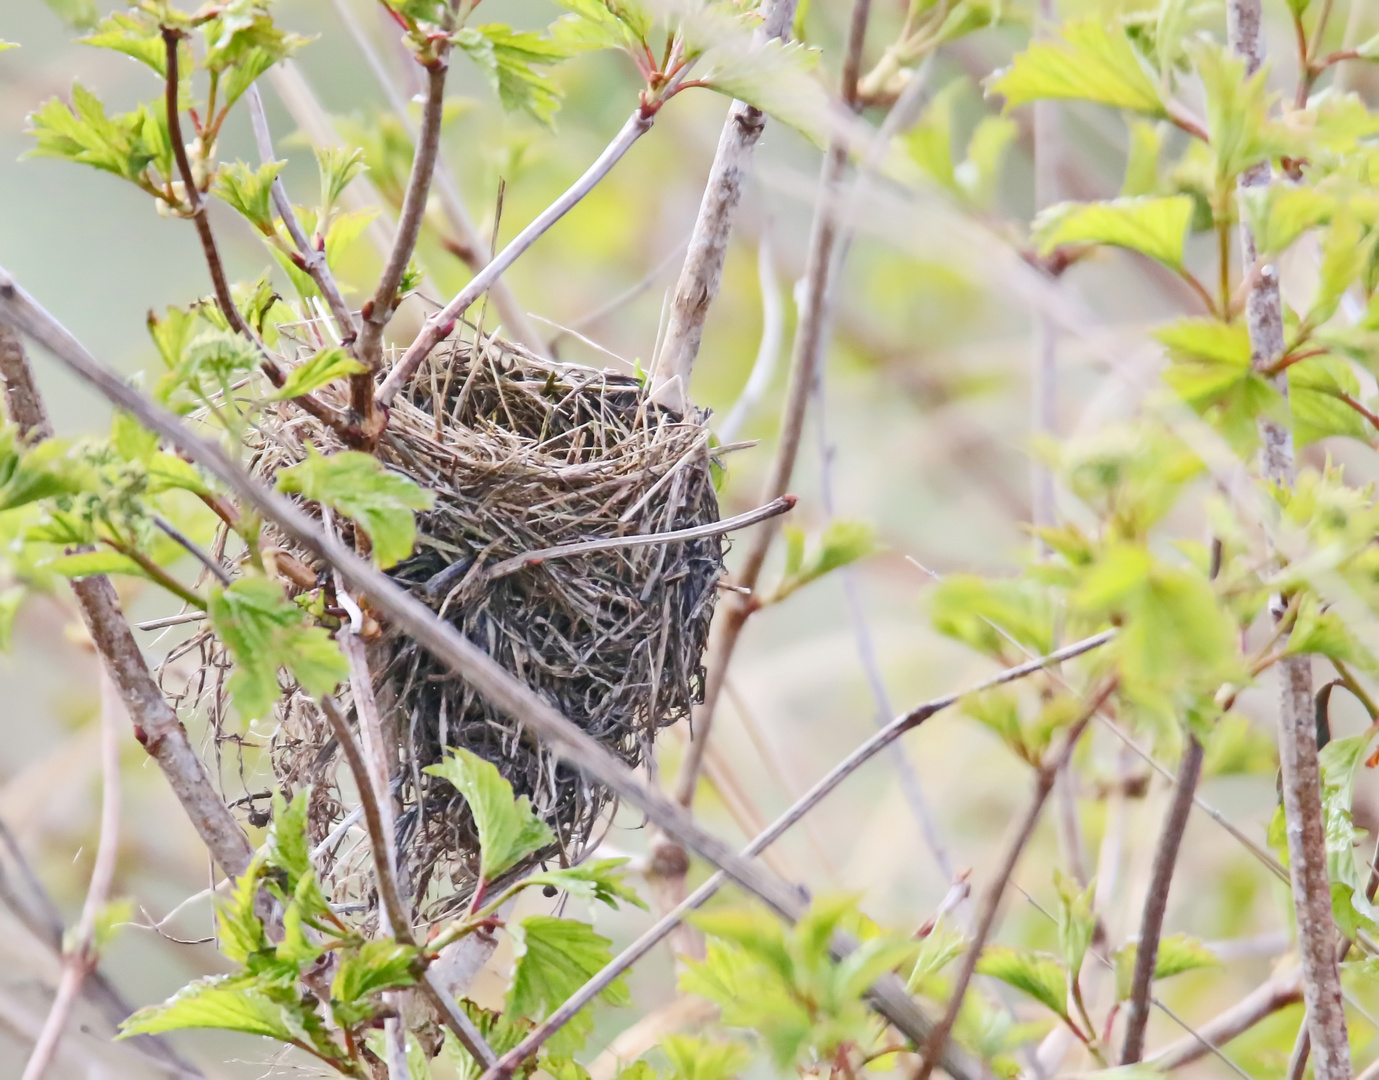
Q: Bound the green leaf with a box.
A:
[316,145,368,219]
[423,748,554,881]
[519,859,647,910]
[773,520,879,602]
[1033,196,1194,270]
[1311,215,1376,326]
[26,85,166,190]
[43,0,99,30]
[217,853,269,965]
[1288,357,1372,446]
[208,576,349,721]
[959,116,1018,208]
[1285,595,1378,671]
[929,574,1054,657]
[693,35,831,148]
[271,347,367,400]
[45,551,150,581]
[0,586,24,651]
[975,945,1070,1021]
[1114,935,1217,1000]
[662,1036,753,1080]
[331,939,420,1026]
[120,976,321,1043]
[213,160,285,235]
[507,915,626,1029]
[81,13,171,76]
[1054,871,1096,979]
[454,25,574,127]
[987,20,1164,114]
[550,0,654,54]
[1193,41,1286,186]
[1122,120,1164,197]
[0,430,92,511]
[155,329,261,410]
[906,926,966,991]
[1240,183,1335,257]
[276,446,433,569]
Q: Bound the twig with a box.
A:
[670,0,873,809]
[317,693,498,1069]
[154,515,231,586]
[244,86,358,343]
[1120,735,1205,1063]
[912,678,1118,1080]
[0,324,254,878]
[1231,2,1351,1076]
[1152,970,1303,1069]
[376,110,656,406]
[649,0,798,411]
[21,673,122,1080]
[484,494,796,580]
[716,234,785,444]
[357,48,452,427]
[0,265,978,1074]
[479,633,1117,1079]
[327,0,548,357]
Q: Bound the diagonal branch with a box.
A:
[1120,735,1205,1063]
[244,85,359,344]
[0,324,254,878]
[355,47,451,431]
[648,0,798,412]
[375,109,655,407]
[478,632,1116,1078]
[21,674,122,1080]
[0,264,976,1076]
[913,678,1118,1080]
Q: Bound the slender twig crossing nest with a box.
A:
[221,330,723,921]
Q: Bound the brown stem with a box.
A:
[355,52,451,432]
[1120,736,1205,1063]
[0,323,253,878]
[1152,970,1303,1069]
[0,265,971,1075]
[912,679,1116,1080]
[1232,0,1352,1075]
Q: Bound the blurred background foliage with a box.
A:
[3,0,1376,1075]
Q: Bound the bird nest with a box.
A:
[169,329,723,923]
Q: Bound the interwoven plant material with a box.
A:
[203,330,723,921]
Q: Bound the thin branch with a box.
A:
[21,673,122,1080]
[1120,735,1205,1063]
[484,494,796,580]
[356,48,452,427]
[154,515,231,586]
[0,324,254,878]
[1152,970,1303,1070]
[327,0,549,357]
[244,85,358,343]
[670,0,871,806]
[648,0,799,410]
[479,633,1117,1079]
[912,678,1118,1080]
[0,265,981,1075]
[1231,0,1351,1075]
[376,110,655,407]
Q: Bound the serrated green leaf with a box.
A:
[43,0,99,30]
[519,859,647,910]
[45,551,151,580]
[331,939,419,1026]
[208,576,348,721]
[1285,595,1378,671]
[1240,183,1335,256]
[213,160,284,235]
[550,0,654,54]
[1114,934,1218,999]
[773,520,879,602]
[695,35,830,148]
[423,748,554,881]
[120,976,318,1043]
[217,852,269,965]
[81,13,170,76]
[976,945,1070,1020]
[276,446,433,569]
[929,574,1054,657]
[662,1036,753,1080]
[507,915,627,1026]
[271,348,367,401]
[1033,196,1193,269]
[26,85,165,190]
[1054,870,1096,978]
[988,20,1164,114]
[1122,120,1164,197]
[455,25,574,127]
[1288,356,1372,445]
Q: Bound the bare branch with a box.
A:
[1152,970,1302,1070]
[0,324,254,878]
[0,265,979,1074]
[485,494,797,581]
[1121,736,1205,1064]
[21,674,122,1080]
[357,48,451,427]
[478,632,1116,1077]
[1231,2,1351,1075]
[912,678,1118,1080]
[649,0,798,410]
[327,0,549,358]
[244,85,359,343]
[376,109,655,407]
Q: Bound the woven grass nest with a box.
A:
[211,329,721,923]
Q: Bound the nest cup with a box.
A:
[250,330,723,921]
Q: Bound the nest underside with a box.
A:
[176,331,722,923]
